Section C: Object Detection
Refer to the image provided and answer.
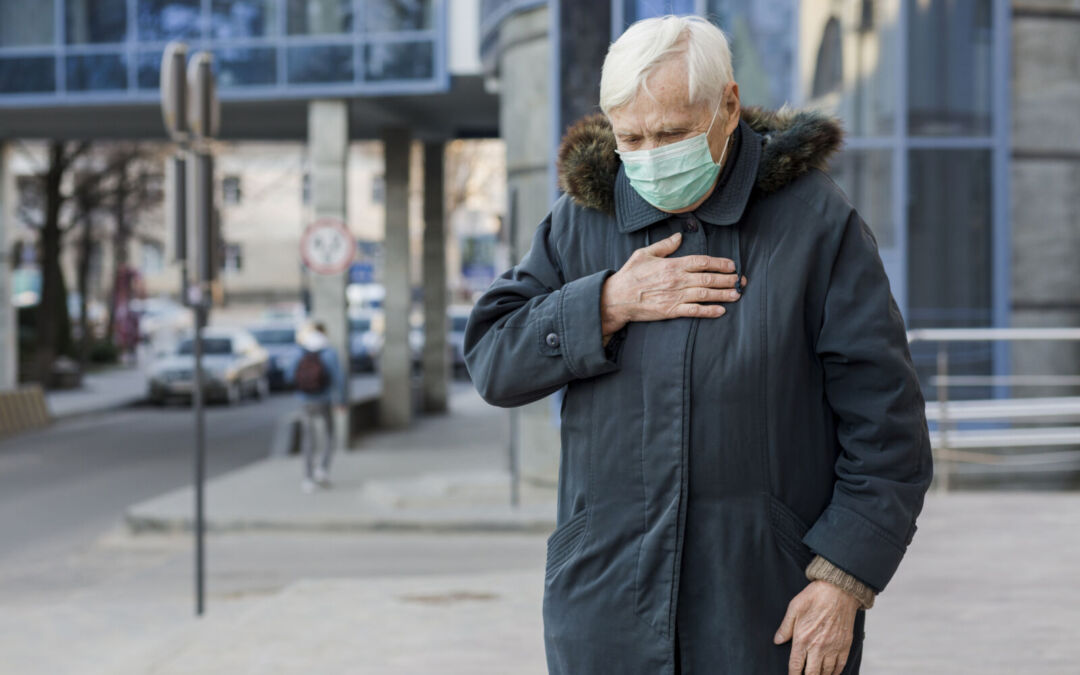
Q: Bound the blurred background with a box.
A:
[0,1,1077,673]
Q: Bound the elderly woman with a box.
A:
[464,15,932,675]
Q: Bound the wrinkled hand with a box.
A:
[774,580,860,675]
[600,232,747,342]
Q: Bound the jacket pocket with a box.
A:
[766,493,814,571]
[545,508,589,582]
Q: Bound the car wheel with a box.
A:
[226,381,241,406]
[255,375,270,400]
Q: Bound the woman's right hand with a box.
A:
[600,232,747,342]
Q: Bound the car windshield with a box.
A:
[251,328,295,345]
[451,316,469,332]
[177,338,233,355]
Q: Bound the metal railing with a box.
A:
[907,328,1080,491]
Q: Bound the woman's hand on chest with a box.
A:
[599,231,748,341]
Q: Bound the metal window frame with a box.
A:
[0,0,449,105]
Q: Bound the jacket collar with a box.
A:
[556,105,845,224]
[613,119,760,233]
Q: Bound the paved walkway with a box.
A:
[126,388,557,534]
[116,491,1080,674]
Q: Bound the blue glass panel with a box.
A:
[364,41,433,81]
[212,0,277,39]
[0,0,55,46]
[65,0,127,44]
[286,44,353,83]
[706,0,795,109]
[66,53,128,91]
[623,0,696,23]
[214,46,277,86]
[138,0,201,41]
[908,0,993,136]
[137,50,164,89]
[365,0,433,32]
[0,57,55,93]
[286,0,353,35]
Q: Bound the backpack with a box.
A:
[294,349,330,394]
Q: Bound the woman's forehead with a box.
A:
[609,58,709,131]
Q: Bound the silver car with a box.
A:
[147,327,270,405]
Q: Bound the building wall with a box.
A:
[1010,2,1080,392]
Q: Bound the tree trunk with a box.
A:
[34,142,73,386]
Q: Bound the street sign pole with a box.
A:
[162,42,218,618]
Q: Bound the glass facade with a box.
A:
[619,0,1008,396]
[0,0,445,102]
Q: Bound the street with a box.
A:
[0,391,296,569]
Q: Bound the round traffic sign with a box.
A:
[300,218,356,275]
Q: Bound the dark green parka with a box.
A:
[464,107,933,675]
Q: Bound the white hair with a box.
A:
[599,15,734,115]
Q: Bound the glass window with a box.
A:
[907,149,992,325]
[286,0,353,35]
[907,149,994,399]
[365,0,433,32]
[138,0,201,41]
[707,0,795,109]
[0,57,56,93]
[364,41,433,81]
[252,328,296,345]
[829,149,894,248]
[0,0,55,47]
[178,338,233,355]
[66,53,128,91]
[137,50,164,89]
[223,176,242,203]
[287,44,353,83]
[214,47,277,87]
[66,0,127,44]
[801,0,898,138]
[907,0,992,136]
[211,0,277,39]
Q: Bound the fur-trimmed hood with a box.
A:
[556,106,845,216]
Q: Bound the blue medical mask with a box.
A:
[616,99,731,211]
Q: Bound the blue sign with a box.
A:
[349,262,375,284]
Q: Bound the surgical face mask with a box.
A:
[616,99,731,211]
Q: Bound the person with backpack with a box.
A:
[287,321,346,493]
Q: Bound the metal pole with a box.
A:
[936,343,951,493]
[192,302,206,616]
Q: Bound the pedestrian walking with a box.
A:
[287,321,346,494]
[464,15,932,675]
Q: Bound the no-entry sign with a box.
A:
[301,217,356,275]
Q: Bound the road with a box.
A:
[0,388,309,569]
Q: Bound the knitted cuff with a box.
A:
[805,554,876,610]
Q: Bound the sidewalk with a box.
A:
[116,490,1080,674]
[126,387,558,534]
[45,365,147,419]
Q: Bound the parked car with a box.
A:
[249,323,302,390]
[348,311,383,373]
[147,327,269,405]
[131,296,191,345]
[447,305,472,378]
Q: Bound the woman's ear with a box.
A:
[723,81,741,136]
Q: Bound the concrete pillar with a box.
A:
[380,127,413,428]
[0,143,15,390]
[421,142,448,413]
[307,100,351,441]
[494,6,560,488]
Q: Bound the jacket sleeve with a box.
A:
[464,212,623,408]
[801,208,934,594]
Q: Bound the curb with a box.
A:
[124,507,557,535]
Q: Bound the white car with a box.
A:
[147,327,270,405]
